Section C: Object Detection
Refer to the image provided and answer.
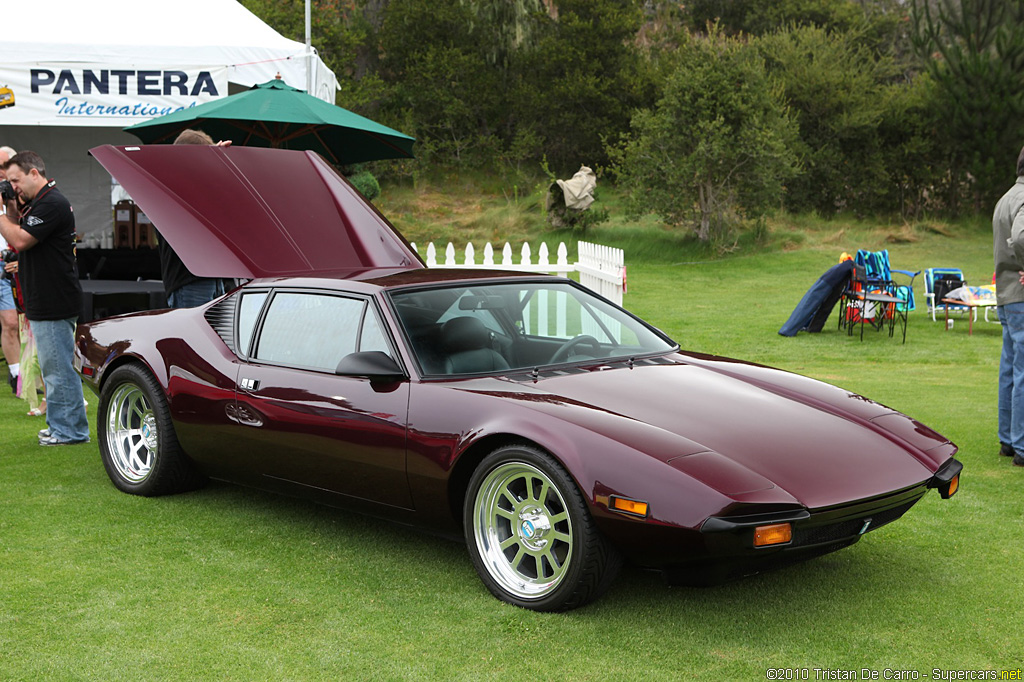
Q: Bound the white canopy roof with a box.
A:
[4,0,338,114]
[0,0,341,234]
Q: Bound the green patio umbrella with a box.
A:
[124,78,414,165]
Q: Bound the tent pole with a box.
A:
[305,0,313,96]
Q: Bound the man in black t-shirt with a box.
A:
[0,151,90,445]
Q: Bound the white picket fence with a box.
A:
[409,240,626,305]
[576,242,627,306]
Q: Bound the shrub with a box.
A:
[757,25,898,215]
[611,26,797,245]
[347,169,381,201]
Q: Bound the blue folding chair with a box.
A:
[838,262,909,342]
[855,249,918,312]
[924,267,971,322]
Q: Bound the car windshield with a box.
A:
[389,280,676,375]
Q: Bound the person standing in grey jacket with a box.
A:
[993,145,1024,466]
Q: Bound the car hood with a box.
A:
[89,144,424,279]
[523,357,948,509]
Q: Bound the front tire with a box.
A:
[464,444,622,611]
[98,363,204,496]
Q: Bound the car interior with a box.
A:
[391,281,673,376]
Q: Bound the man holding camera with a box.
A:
[0,151,89,446]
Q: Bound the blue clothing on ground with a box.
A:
[779,260,854,337]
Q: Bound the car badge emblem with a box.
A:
[521,520,536,539]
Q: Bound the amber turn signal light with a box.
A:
[753,523,792,547]
[934,473,960,499]
[609,496,649,518]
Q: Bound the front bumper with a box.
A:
[665,457,964,585]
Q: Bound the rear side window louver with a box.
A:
[204,296,236,354]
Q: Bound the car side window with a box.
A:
[238,291,269,356]
[254,292,365,371]
[359,308,391,354]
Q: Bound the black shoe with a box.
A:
[1000,442,1016,457]
[1013,453,1024,467]
[8,373,16,394]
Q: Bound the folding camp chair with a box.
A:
[855,249,918,312]
[924,268,972,322]
[839,263,908,343]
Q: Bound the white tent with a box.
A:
[0,0,338,236]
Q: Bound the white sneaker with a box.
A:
[39,434,90,446]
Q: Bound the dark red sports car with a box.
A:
[76,145,961,612]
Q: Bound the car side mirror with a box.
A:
[335,351,406,381]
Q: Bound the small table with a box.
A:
[846,290,908,343]
[941,298,996,336]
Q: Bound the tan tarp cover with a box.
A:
[556,166,596,210]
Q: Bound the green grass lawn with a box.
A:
[1,197,1022,680]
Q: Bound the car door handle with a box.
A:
[240,377,260,390]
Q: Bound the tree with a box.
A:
[873,72,945,220]
[463,0,549,70]
[612,28,798,244]
[757,25,903,214]
[510,0,650,172]
[240,0,387,109]
[682,0,918,75]
[377,0,504,166]
[911,0,1024,211]
[685,0,862,36]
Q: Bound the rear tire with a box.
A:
[464,444,622,611]
[98,363,204,496]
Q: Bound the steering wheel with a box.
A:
[549,335,602,364]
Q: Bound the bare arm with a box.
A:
[0,201,38,251]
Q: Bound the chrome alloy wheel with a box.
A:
[105,382,159,483]
[472,461,574,600]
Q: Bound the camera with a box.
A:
[1,248,17,280]
[0,179,15,201]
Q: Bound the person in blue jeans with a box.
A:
[993,144,1024,467]
[1,145,22,393]
[0,151,89,446]
[0,276,18,393]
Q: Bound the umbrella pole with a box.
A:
[311,130,340,165]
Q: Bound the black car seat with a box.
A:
[441,317,510,374]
